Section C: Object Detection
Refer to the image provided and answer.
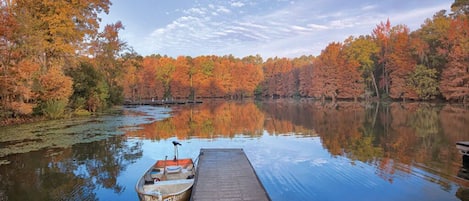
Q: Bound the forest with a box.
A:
[0,0,468,121]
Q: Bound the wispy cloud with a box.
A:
[307,23,329,30]
[102,0,454,58]
[390,3,451,28]
[361,4,377,11]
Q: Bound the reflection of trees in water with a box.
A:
[258,100,469,188]
[125,101,266,139]
[312,102,468,187]
[0,136,142,201]
[123,100,469,189]
[72,136,142,193]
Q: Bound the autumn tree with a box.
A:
[213,56,233,97]
[451,0,469,16]
[387,25,418,100]
[232,60,263,98]
[171,56,192,98]
[12,0,110,68]
[261,57,296,97]
[1,0,111,118]
[373,19,392,96]
[414,11,451,72]
[67,61,109,112]
[192,56,216,98]
[120,51,143,102]
[407,65,439,100]
[297,57,315,97]
[91,21,127,105]
[141,56,164,100]
[38,66,73,117]
[439,16,469,102]
[343,35,380,99]
[155,57,176,99]
[312,42,343,101]
[1,60,40,116]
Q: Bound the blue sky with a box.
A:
[100,0,454,58]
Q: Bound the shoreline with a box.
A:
[0,116,46,127]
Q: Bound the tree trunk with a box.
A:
[371,72,380,99]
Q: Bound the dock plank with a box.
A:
[191,148,270,201]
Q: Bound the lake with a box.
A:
[0,100,468,201]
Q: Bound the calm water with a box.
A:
[0,100,469,201]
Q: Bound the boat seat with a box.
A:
[166,166,182,174]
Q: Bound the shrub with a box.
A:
[42,100,68,119]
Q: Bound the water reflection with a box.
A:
[0,136,141,201]
[1,100,469,200]
[125,100,266,139]
[126,101,469,191]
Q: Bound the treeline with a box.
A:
[302,5,469,102]
[122,54,264,100]
[1,0,468,121]
[123,1,469,102]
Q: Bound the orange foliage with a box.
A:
[122,55,264,100]
[262,58,297,97]
[373,19,392,94]
[140,57,165,99]
[311,42,343,100]
[440,17,469,101]
[121,59,139,101]
[39,66,73,101]
[387,25,418,100]
[171,56,192,98]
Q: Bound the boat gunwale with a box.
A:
[135,158,196,199]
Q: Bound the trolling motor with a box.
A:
[172,141,182,161]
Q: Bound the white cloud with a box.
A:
[183,7,207,15]
[307,23,329,30]
[236,22,267,30]
[291,25,310,32]
[231,1,245,8]
[389,3,451,30]
[105,0,454,58]
[330,19,355,29]
[361,4,376,11]
[217,6,231,14]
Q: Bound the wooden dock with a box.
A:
[190,148,271,201]
[123,99,203,106]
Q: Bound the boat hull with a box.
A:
[136,158,195,201]
[138,179,193,201]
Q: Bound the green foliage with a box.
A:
[67,62,110,112]
[87,80,110,112]
[67,62,100,104]
[108,85,124,105]
[408,65,440,100]
[343,35,380,97]
[349,136,383,162]
[71,97,87,110]
[451,0,469,15]
[202,59,215,76]
[254,85,263,97]
[409,105,440,137]
[415,11,451,71]
[42,100,68,119]
[73,109,92,116]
